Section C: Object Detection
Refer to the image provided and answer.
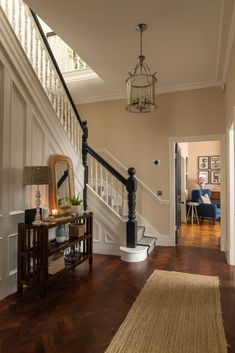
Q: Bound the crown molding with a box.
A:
[64,68,100,83]
[222,0,235,82]
[76,80,222,105]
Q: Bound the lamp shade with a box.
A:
[23,166,52,185]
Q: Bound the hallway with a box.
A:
[0,224,234,353]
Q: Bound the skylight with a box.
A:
[39,18,99,80]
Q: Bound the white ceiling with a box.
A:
[24,0,234,104]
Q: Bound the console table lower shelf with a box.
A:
[17,212,93,297]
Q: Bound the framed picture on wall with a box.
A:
[210,171,220,184]
[210,156,220,170]
[198,156,209,170]
[198,171,208,184]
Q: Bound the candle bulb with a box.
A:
[52,209,58,216]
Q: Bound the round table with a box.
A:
[187,202,199,225]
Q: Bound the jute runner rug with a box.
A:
[105,270,227,353]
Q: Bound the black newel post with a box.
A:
[126,167,137,248]
[82,120,88,211]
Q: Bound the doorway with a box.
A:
[169,135,225,250]
[228,121,235,263]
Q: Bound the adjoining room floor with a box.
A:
[0,223,234,353]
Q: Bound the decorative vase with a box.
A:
[71,204,83,216]
[56,224,67,243]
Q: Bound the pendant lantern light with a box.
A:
[126,24,157,113]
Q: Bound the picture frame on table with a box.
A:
[198,171,208,184]
[210,170,220,184]
[210,156,220,170]
[198,156,209,170]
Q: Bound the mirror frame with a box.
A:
[48,154,75,211]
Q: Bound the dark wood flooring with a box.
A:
[0,222,235,353]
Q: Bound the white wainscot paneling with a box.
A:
[0,236,3,280]
[10,83,26,212]
[32,115,45,165]
[93,220,102,242]
[8,233,17,276]
[104,231,116,244]
[0,62,4,215]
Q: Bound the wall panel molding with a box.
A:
[0,237,3,281]
[0,15,85,298]
[8,233,17,277]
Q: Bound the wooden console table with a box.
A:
[17,212,93,297]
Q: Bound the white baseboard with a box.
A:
[156,233,175,246]
[93,242,120,256]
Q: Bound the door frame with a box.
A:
[227,118,235,264]
[175,143,182,244]
[169,134,226,251]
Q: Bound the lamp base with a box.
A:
[32,220,43,226]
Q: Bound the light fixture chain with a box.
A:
[140,29,142,57]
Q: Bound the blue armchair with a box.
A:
[191,189,221,224]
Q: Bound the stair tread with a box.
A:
[138,236,156,246]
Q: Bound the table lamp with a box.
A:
[23,166,52,224]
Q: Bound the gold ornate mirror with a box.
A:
[48,154,75,211]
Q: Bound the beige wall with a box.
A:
[225,36,235,125]
[79,87,224,199]
[78,87,225,235]
[187,141,221,197]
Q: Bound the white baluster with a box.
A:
[18,0,23,45]
[115,179,119,214]
[63,96,67,128]
[73,116,77,150]
[11,0,16,32]
[57,85,61,119]
[100,165,103,198]
[53,75,57,111]
[79,128,83,162]
[74,121,78,153]
[67,106,72,141]
[105,169,109,204]
[60,92,64,124]
[48,67,53,103]
[65,102,69,135]
[24,6,29,57]
[5,0,9,18]
[35,34,40,76]
[70,113,74,147]
[30,19,34,68]
[73,119,77,151]
[67,104,71,137]
[110,176,114,209]
[88,157,94,188]
[95,160,98,193]
[40,48,44,87]
[52,73,57,110]
[76,120,80,152]
[45,58,49,92]
[121,183,125,218]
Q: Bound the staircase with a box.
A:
[87,158,157,261]
[0,0,157,262]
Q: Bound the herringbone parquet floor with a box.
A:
[0,221,234,353]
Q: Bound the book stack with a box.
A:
[48,252,65,275]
